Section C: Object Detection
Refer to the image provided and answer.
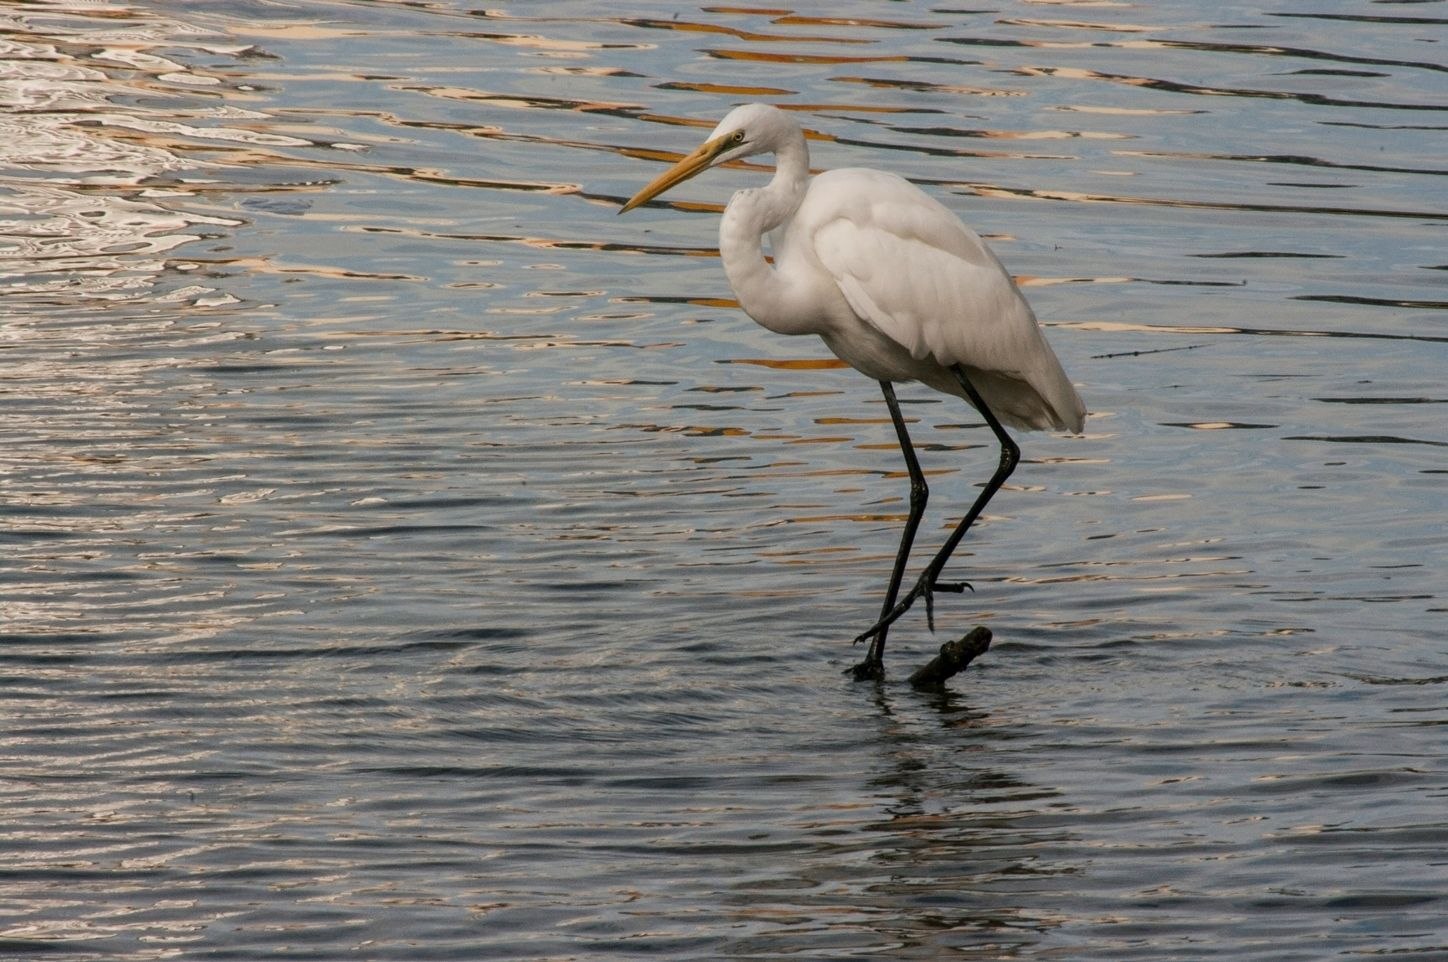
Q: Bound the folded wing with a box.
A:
[807,169,1085,433]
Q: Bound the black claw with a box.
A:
[846,659,884,681]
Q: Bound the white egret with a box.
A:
[620,103,1085,680]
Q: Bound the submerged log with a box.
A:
[908,626,992,690]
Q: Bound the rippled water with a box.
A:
[3,1,1445,959]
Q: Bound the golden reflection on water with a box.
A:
[4,4,1447,958]
[0,10,285,306]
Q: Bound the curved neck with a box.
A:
[751,130,810,233]
[718,130,816,336]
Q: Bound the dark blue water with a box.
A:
[2,1,1445,959]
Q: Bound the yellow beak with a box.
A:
[619,133,735,214]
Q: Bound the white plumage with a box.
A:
[802,167,1083,432]
[620,103,1085,679]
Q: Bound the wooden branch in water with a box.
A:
[908,626,992,690]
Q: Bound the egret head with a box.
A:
[619,103,796,213]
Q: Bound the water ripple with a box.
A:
[2,2,1446,960]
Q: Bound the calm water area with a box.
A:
[2,1,1446,958]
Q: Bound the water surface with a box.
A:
[2,2,1445,959]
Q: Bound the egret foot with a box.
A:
[852,571,974,647]
[920,577,971,632]
[846,656,885,682]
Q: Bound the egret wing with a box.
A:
[808,169,1033,370]
[807,169,1083,431]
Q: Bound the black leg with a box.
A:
[853,365,1020,646]
[849,381,928,681]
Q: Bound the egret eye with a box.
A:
[731,130,745,145]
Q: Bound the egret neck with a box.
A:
[717,128,816,337]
